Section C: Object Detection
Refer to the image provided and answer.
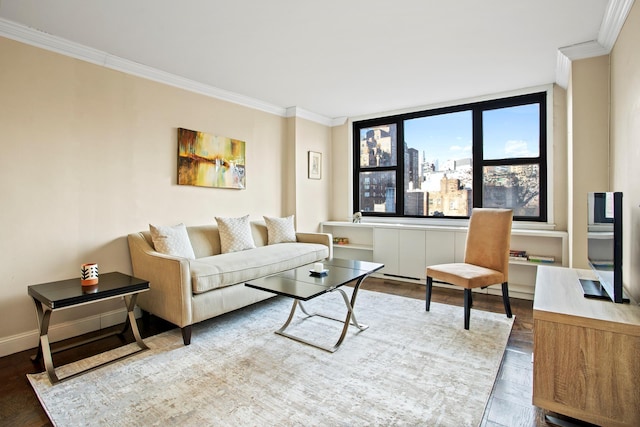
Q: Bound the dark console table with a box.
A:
[28,271,150,384]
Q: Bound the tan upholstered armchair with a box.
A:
[426,208,513,329]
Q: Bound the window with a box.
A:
[353,92,547,221]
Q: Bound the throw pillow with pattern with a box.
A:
[149,223,196,259]
[215,215,256,253]
[263,215,297,245]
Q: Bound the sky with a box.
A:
[403,103,540,164]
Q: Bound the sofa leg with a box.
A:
[181,326,192,345]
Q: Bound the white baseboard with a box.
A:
[0,307,141,358]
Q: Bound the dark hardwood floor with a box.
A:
[1,278,581,426]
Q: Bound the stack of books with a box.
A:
[509,249,528,262]
[527,254,555,263]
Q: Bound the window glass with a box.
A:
[358,171,396,213]
[482,164,540,216]
[359,125,397,167]
[483,104,540,160]
[403,111,472,216]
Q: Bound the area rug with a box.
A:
[28,290,514,426]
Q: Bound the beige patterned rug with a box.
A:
[28,289,514,426]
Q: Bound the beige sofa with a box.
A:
[128,220,331,345]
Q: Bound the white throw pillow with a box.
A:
[263,215,297,245]
[149,223,196,259]
[215,215,256,253]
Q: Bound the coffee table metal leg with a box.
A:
[275,274,371,353]
[278,298,301,334]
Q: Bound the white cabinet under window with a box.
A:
[373,228,426,279]
[425,229,457,265]
[400,229,427,280]
[373,228,399,275]
[321,221,568,300]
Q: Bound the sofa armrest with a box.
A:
[127,232,193,328]
[296,232,333,259]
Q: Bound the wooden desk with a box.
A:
[533,266,640,426]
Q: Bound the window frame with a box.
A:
[352,91,548,222]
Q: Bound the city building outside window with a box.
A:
[353,92,547,221]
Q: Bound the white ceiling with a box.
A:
[0,0,615,120]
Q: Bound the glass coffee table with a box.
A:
[28,271,150,383]
[245,258,383,352]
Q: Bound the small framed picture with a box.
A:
[308,151,322,180]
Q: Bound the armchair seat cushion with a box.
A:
[426,263,504,289]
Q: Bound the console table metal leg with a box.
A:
[124,294,148,350]
[30,293,148,384]
[31,297,59,383]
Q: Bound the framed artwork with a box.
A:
[308,151,322,180]
[177,127,246,189]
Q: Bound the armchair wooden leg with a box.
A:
[463,289,471,330]
[501,282,513,318]
[425,276,433,311]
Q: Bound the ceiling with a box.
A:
[0,0,615,120]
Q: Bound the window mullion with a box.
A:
[472,108,483,208]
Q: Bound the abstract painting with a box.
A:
[178,128,246,189]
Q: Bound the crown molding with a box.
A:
[286,107,339,127]
[559,39,610,61]
[284,107,347,127]
[331,116,349,127]
[555,50,573,89]
[598,0,635,50]
[555,0,634,89]
[0,17,344,125]
[556,40,609,89]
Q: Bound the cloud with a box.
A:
[450,144,472,152]
[504,140,530,156]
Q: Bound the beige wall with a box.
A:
[567,55,610,269]
[292,117,332,232]
[330,121,353,221]
[610,1,640,302]
[0,37,331,355]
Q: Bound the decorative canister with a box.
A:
[80,263,99,286]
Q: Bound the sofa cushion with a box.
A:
[188,243,329,294]
[263,215,297,245]
[149,223,196,259]
[215,215,256,254]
